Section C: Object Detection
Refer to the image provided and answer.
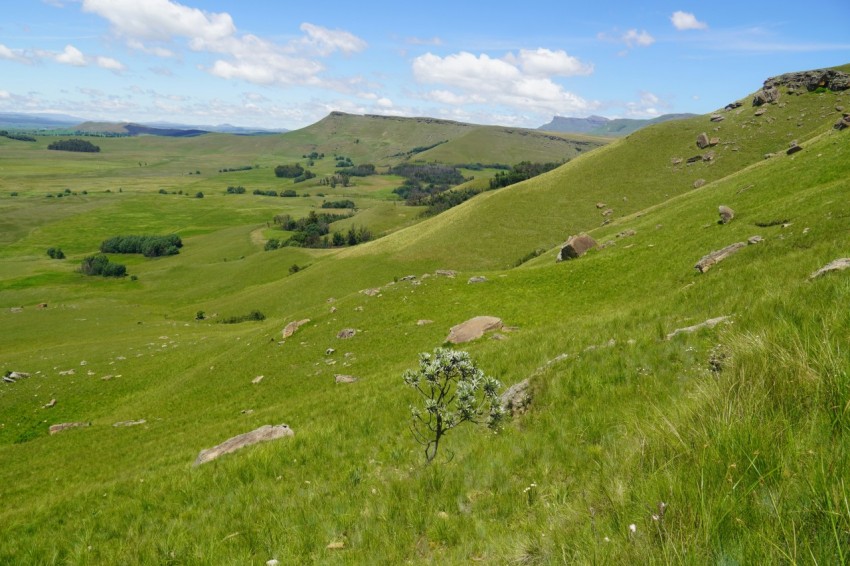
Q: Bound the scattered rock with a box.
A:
[325,347,336,355]
[595,202,607,209]
[748,235,763,245]
[752,86,780,106]
[58,369,75,376]
[557,233,597,261]
[710,114,725,122]
[500,379,531,416]
[400,275,417,281]
[671,157,683,165]
[686,155,702,164]
[337,328,357,339]
[282,319,310,340]
[468,276,487,284]
[37,303,48,309]
[446,316,503,344]
[718,205,735,224]
[754,108,767,116]
[694,242,747,273]
[762,68,850,93]
[113,419,146,427]
[334,374,358,384]
[725,101,743,110]
[252,375,264,385]
[10,307,23,313]
[49,422,90,435]
[267,560,280,566]
[327,541,345,550]
[360,288,381,297]
[709,137,720,146]
[696,132,710,149]
[809,258,850,280]
[193,424,294,466]
[702,151,715,162]
[834,115,850,130]
[435,269,457,278]
[43,399,57,408]
[353,306,364,312]
[416,319,434,326]
[764,152,776,159]
[616,229,636,239]
[601,208,613,217]
[3,371,30,383]
[693,178,706,189]
[787,141,803,155]
[666,316,731,340]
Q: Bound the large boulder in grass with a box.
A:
[809,258,850,280]
[282,319,309,339]
[557,234,597,261]
[718,205,735,224]
[694,242,747,273]
[194,424,294,466]
[446,316,503,344]
[500,378,532,416]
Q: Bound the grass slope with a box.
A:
[1,65,849,563]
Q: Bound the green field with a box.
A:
[2,67,850,564]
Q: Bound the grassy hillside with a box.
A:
[1,65,849,564]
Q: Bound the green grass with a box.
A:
[1,66,849,563]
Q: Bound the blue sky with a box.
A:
[1,0,848,129]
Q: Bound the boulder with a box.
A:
[718,205,735,224]
[446,316,503,344]
[193,424,294,466]
[337,328,357,339]
[694,242,747,273]
[787,141,803,155]
[282,319,310,340]
[666,316,731,340]
[252,375,264,384]
[49,422,90,435]
[710,114,725,122]
[696,132,710,149]
[500,378,532,416]
[113,419,146,427]
[709,137,720,146]
[557,233,597,261]
[416,319,434,326]
[762,69,850,93]
[360,288,380,297]
[435,269,457,278]
[834,115,850,130]
[686,155,702,163]
[467,276,487,284]
[334,374,358,384]
[809,258,850,280]
[753,86,780,106]
[748,235,763,245]
[725,101,743,110]
[693,179,706,189]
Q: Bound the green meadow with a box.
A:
[1,66,849,564]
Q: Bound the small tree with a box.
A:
[403,348,504,463]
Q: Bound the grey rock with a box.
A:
[718,205,735,224]
[695,242,747,273]
[435,269,457,278]
[696,132,710,149]
[809,258,850,279]
[693,178,706,189]
[49,422,90,435]
[666,316,731,340]
[710,114,725,122]
[113,419,146,427]
[337,328,357,339]
[334,374,358,384]
[787,141,803,155]
[557,233,597,261]
[500,379,532,416]
[467,276,487,284]
[194,424,294,466]
[446,316,503,344]
[282,319,310,339]
[748,235,763,245]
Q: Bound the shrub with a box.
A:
[79,254,126,277]
[289,264,301,274]
[219,310,265,324]
[264,238,281,251]
[46,247,66,260]
[281,189,297,197]
[274,163,304,178]
[403,348,504,462]
[195,191,204,198]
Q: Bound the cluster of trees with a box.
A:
[226,185,246,194]
[47,139,100,152]
[302,151,324,160]
[79,254,126,277]
[420,186,484,216]
[46,247,66,259]
[335,164,376,177]
[335,156,354,168]
[219,310,265,324]
[100,234,183,257]
[274,163,304,178]
[390,140,447,158]
[0,130,36,142]
[252,188,298,197]
[321,199,356,209]
[218,165,255,173]
[390,163,467,205]
[318,173,352,188]
[489,161,562,189]
[268,211,371,248]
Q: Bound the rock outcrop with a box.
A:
[763,69,850,93]
[500,379,532,416]
[49,422,90,435]
[666,316,731,340]
[446,316,503,344]
[695,242,747,273]
[194,424,294,466]
[809,258,850,280]
[557,233,597,261]
[282,319,310,340]
[334,374,358,384]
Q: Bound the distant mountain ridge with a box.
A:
[0,112,288,135]
[539,113,696,136]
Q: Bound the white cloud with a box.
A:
[623,91,668,117]
[376,97,393,108]
[412,50,595,117]
[299,23,367,56]
[0,43,34,64]
[406,36,442,46]
[97,56,125,71]
[82,0,235,43]
[671,11,707,31]
[56,44,87,66]
[622,29,655,48]
[0,90,10,100]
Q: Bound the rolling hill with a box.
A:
[0,64,849,564]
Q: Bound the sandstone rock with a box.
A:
[557,233,597,261]
[194,424,294,466]
[595,202,607,209]
[694,242,747,273]
[666,316,731,340]
[325,347,335,355]
[709,137,720,146]
[467,276,487,284]
[500,378,531,416]
[809,258,850,279]
[616,229,636,239]
[787,141,803,155]
[435,269,457,278]
[252,375,264,384]
[446,316,503,344]
[748,235,763,245]
[400,275,417,281]
[10,307,22,313]
[763,69,850,93]
[416,319,434,326]
[337,328,356,339]
[671,157,683,165]
[49,422,90,435]
[37,303,48,309]
[360,288,380,297]
[725,101,743,110]
[334,374,358,384]
[710,114,725,122]
[834,115,850,130]
[327,541,345,550]
[43,399,56,408]
[696,132,710,149]
[601,208,613,217]
[702,151,715,162]
[113,419,146,427]
[5,371,30,381]
[693,179,706,189]
[718,205,735,224]
[753,86,780,106]
[282,319,310,339]
[755,108,767,116]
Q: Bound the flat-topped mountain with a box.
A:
[539,112,696,136]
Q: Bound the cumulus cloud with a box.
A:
[81,0,366,88]
[622,29,655,48]
[671,11,707,31]
[0,43,34,64]
[412,50,595,117]
[96,56,125,71]
[623,91,668,117]
[55,44,87,66]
